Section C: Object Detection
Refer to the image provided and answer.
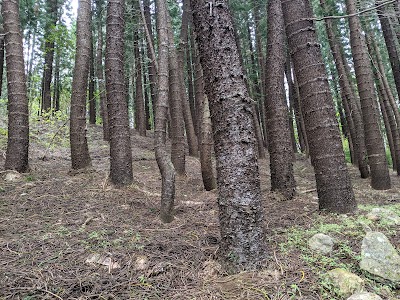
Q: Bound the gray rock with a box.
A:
[326,268,364,297]
[366,208,400,225]
[4,171,22,182]
[359,232,400,283]
[347,292,382,300]
[308,233,334,254]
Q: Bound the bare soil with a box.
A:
[0,124,399,299]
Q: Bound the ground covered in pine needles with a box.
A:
[0,120,399,299]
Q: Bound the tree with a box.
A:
[345,0,391,189]
[155,0,175,223]
[70,0,92,170]
[2,0,30,172]
[282,0,357,213]
[192,0,267,272]
[106,0,133,185]
[265,0,296,199]
[89,31,96,125]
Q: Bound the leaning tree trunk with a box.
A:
[105,0,133,185]
[70,0,92,170]
[265,0,296,200]
[2,0,29,172]
[192,0,267,272]
[345,0,391,190]
[282,0,356,213]
[155,0,175,223]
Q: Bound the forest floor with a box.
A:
[0,120,399,300]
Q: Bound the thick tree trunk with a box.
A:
[155,0,175,223]
[283,0,356,213]
[320,0,369,178]
[0,25,5,97]
[265,0,296,199]
[69,0,92,170]
[345,0,391,190]
[192,0,267,272]
[134,28,147,136]
[2,0,30,172]
[105,0,133,185]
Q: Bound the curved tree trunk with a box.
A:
[265,0,296,199]
[345,0,391,190]
[70,0,92,170]
[105,0,133,185]
[155,0,175,223]
[192,0,267,272]
[3,0,30,172]
[283,0,356,213]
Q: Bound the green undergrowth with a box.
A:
[278,204,400,299]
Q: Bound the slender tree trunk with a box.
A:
[53,49,61,111]
[186,41,197,135]
[155,0,175,223]
[345,0,391,189]
[89,32,96,124]
[142,45,151,130]
[70,0,92,170]
[283,0,356,213]
[320,0,369,178]
[2,0,30,172]
[265,0,296,199]
[105,0,133,185]
[192,0,267,272]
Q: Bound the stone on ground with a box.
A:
[359,232,400,283]
[366,208,400,225]
[308,233,334,254]
[326,268,364,297]
[347,292,382,300]
[4,171,22,182]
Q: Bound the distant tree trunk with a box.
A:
[345,0,391,190]
[155,0,175,223]
[70,0,92,170]
[41,0,58,113]
[96,0,109,141]
[89,33,96,124]
[283,0,356,213]
[192,0,267,272]
[105,0,133,185]
[194,40,216,191]
[293,71,309,156]
[186,41,197,135]
[133,25,147,136]
[2,0,30,172]
[265,0,296,199]
[53,50,61,111]
[142,46,151,130]
[167,14,186,175]
[320,0,369,178]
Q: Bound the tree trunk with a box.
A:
[105,0,133,185]
[345,0,391,190]
[192,0,267,272]
[320,0,369,178]
[53,49,61,111]
[2,0,30,172]
[155,0,175,223]
[265,0,296,199]
[89,32,96,124]
[0,24,5,97]
[283,0,356,213]
[70,0,92,170]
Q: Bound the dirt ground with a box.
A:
[0,123,399,299]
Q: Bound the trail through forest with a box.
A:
[0,123,399,299]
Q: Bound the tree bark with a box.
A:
[69,0,92,170]
[155,0,175,223]
[192,0,267,272]
[265,0,296,199]
[105,0,133,185]
[345,0,391,189]
[2,0,30,172]
[89,31,96,124]
[283,0,356,213]
[0,24,5,98]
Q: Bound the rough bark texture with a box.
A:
[41,0,58,113]
[105,0,133,185]
[69,0,92,170]
[283,0,356,213]
[2,0,29,172]
[0,24,5,97]
[345,0,391,189]
[95,4,109,141]
[192,0,267,272]
[155,0,175,223]
[265,0,296,199]
[320,0,369,178]
[89,33,96,124]
[53,50,61,111]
